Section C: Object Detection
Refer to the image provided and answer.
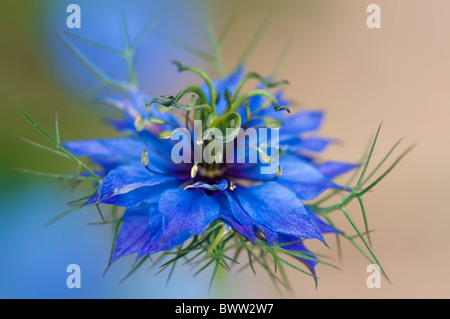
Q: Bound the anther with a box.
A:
[141,149,166,175]
[134,116,146,132]
[191,162,199,181]
[141,149,149,167]
[157,130,173,139]
[148,117,166,125]
[276,165,282,178]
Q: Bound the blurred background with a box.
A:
[1,0,448,298]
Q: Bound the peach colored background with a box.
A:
[207,0,450,298]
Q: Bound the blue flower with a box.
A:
[63,65,357,276]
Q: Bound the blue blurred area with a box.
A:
[0,181,214,298]
[42,0,209,99]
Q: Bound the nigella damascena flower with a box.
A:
[16,12,412,288]
[62,62,358,278]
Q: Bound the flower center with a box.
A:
[198,164,226,180]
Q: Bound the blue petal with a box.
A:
[63,136,182,173]
[317,161,359,179]
[86,162,179,207]
[102,93,182,133]
[278,154,342,183]
[304,206,341,234]
[185,180,228,191]
[280,137,333,153]
[277,234,319,277]
[225,191,277,244]
[286,183,349,201]
[138,188,220,256]
[233,182,324,241]
[230,154,349,200]
[100,95,145,117]
[215,193,256,242]
[310,214,340,234]
[63,138,143,171]
[139,130,184,161]
[277,155,351,200]
[280,110,323,135]
[99,95,147,134]
[110,205,152,264]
